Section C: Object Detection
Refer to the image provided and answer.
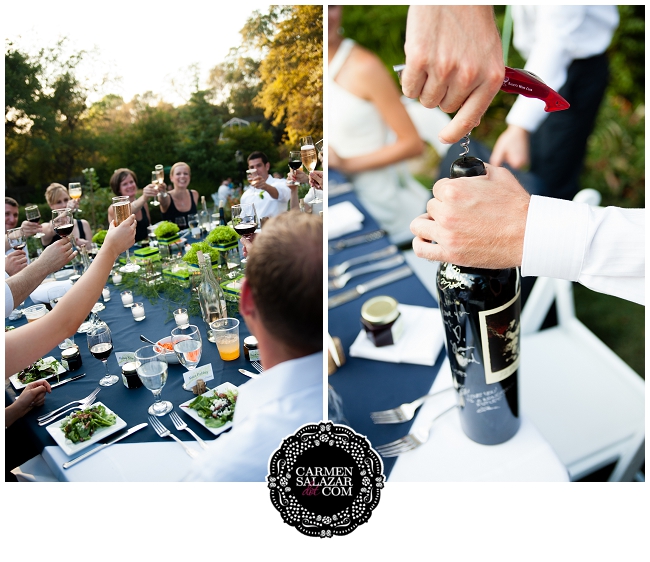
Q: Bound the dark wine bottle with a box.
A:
[436,155,521,445]
[218,200,226,226]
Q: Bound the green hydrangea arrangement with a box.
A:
[92,230,108,245]
[154,221,180,238]
[182,242,221,265]
[205,226,240,246]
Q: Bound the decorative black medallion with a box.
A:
[267,422,384,538]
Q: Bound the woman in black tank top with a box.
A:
[108,169,158,241]
[40,183,93,248]
[160,162,200,228]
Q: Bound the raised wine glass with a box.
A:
[87,322,119,387]
[68,183,83,215]
[300,136,318,173]
[171,324,203,371]
[231,203,258,240]
[287,150,303,187]
[51,208,74,239]
[111,196,140,273]
[7,227,26,252]
[24,205,44,238]
[135,345,173,416]
[149,171,161,207]
[315,139,324,163]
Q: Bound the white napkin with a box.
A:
[349,304,445,366]
[29,280,72,304]
[328,201,364,240]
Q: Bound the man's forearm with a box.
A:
[262,183,279,199]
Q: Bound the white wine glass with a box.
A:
[135,345,173,416]
[231,203,258,240]
[149,171,161,207]
[112,196,140,273]
[24,205,44,238]
[88,323,118,387]
[51,208,74,239]
[171,324,203,371]
[300,136,318,173]
[68,183,83,215]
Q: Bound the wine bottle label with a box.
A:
[478,288,521,384]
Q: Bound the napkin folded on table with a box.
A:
[29,280,72,305]
[349,304,445,366]
[328,201,365,240]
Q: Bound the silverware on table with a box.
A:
[374,405,458,457]
[251,361,264,373]
[37,386,100,423]
[169,411,208,449]
[140,334,157,345]
[62,423,148,469]
[148,415,198,458]
[328,245,398,278]
[328,254,405,290]
[328,229,386,254]
[328,265,413,309]
[239,369,260,379]
[50,373,86,389]
[38,392,99,426]
[370,387,455,424]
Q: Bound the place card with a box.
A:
[182,363,214,390]
[115,352,137,366]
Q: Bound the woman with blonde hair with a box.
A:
[159,162,200,228]
[40,183,93,248]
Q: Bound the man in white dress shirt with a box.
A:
[184,212,323,481]
[240,151,291,220]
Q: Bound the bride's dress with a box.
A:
[329,39,431,244]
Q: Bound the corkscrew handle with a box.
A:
[502,67,570,112]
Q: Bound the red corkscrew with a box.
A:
[501,67,570,112]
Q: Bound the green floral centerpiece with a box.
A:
[154,221,180,245]
[182,242,222,269]
[205,225,240,251]
[92,230,108,245]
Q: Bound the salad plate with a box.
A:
[10,356,66,390]
[45,402,127,456]
[179,382,238,436]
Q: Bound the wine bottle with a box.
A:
[436,155,521,445]
[199,196,210,234]
[218,200,226,226]
[196,250,227,343]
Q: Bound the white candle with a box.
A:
[132,304,145,321]
[102,288,111,301]
[121,293,133,307]
[175,312,189,327]
[113,273,122,285]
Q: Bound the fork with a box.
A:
[169,411,208,450]
[374,405,458,457]
[148,416,198,458]
[328,254,405,290]
[328,245,398,278]
[37,387,101,426]
[251,361,264,373]
[370,387,455,424]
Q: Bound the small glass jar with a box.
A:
[61,346,83,371]
[243,336,260,362]
[360,296,404,347]
[122,361,143,389]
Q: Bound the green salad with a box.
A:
[205,225,240,246]
[60,404,117,443]
[186,388,238,428]
[17,357,61,384]
[154,221,180,238]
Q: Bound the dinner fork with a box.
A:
[328,254,405,290]
[374,405,458,457]
[148,415,198,459]
[251,361,264,373]
[38,394,97,426]
[37,387,101,425]
[169,410,208,450]
[370,387,455,424]
[328,245,398,278]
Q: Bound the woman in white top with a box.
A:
[327,6,428,245]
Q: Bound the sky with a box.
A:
[4,0,275,106]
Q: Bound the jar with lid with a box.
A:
[243,336,260,361]
[360,296,404,347]
[122,361,143,389]
[61,346,83,371]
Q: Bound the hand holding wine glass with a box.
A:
[287,151,303,187]
[111,196,140,273]
[24,205,44,238]
[51,208,74,239]
[7,227,27,252]
[301,136,318,173]
[88,323,119,387]
[148,172,161,207]
[68,183,83,214]
[231,203,258,240]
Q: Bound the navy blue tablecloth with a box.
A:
[328,191,445,477]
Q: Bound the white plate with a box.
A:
[10,357,67,390]
[45,402,127,456]
[179,382,238,436]
[91,303,105,313]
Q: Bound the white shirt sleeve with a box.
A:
[5,281,15,318]
[521,195,645,305]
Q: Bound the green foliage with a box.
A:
[154,221,180,238]
[92,230,108,244]
[182,242,221,265]
[205,226,239,245]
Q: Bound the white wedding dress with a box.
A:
[329,39,432,245]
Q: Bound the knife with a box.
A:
[62,423,148,469]
[328,229,386,254]
[50,373,86,389]
[328,265,413,309]
[239,369,260,379]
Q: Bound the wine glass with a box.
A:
[288,151,302,187]
[300,136,318,173]
[315,139,324,162]
[231,203,258,241]
[155,164,169,199]
[87,323,118,387]
[51,208,74,239]
[175,216,188,230]
[24,205,44,238]
[135,345,173,416]
[171,325,203,371]
[187,214,200,238]
[7,227,26,252]
[149,171,161,207]
[112,196,140,273]
[68,183,83,214]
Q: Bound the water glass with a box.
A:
[131,302,146,321]
[171,324,203,370]
[135,345,172,416]
[210,318,240,361]
[24,304,48,322]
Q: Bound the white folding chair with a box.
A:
[519,188,645,481]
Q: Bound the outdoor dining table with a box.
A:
[6,249,256,482]
[327,188,569,482]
